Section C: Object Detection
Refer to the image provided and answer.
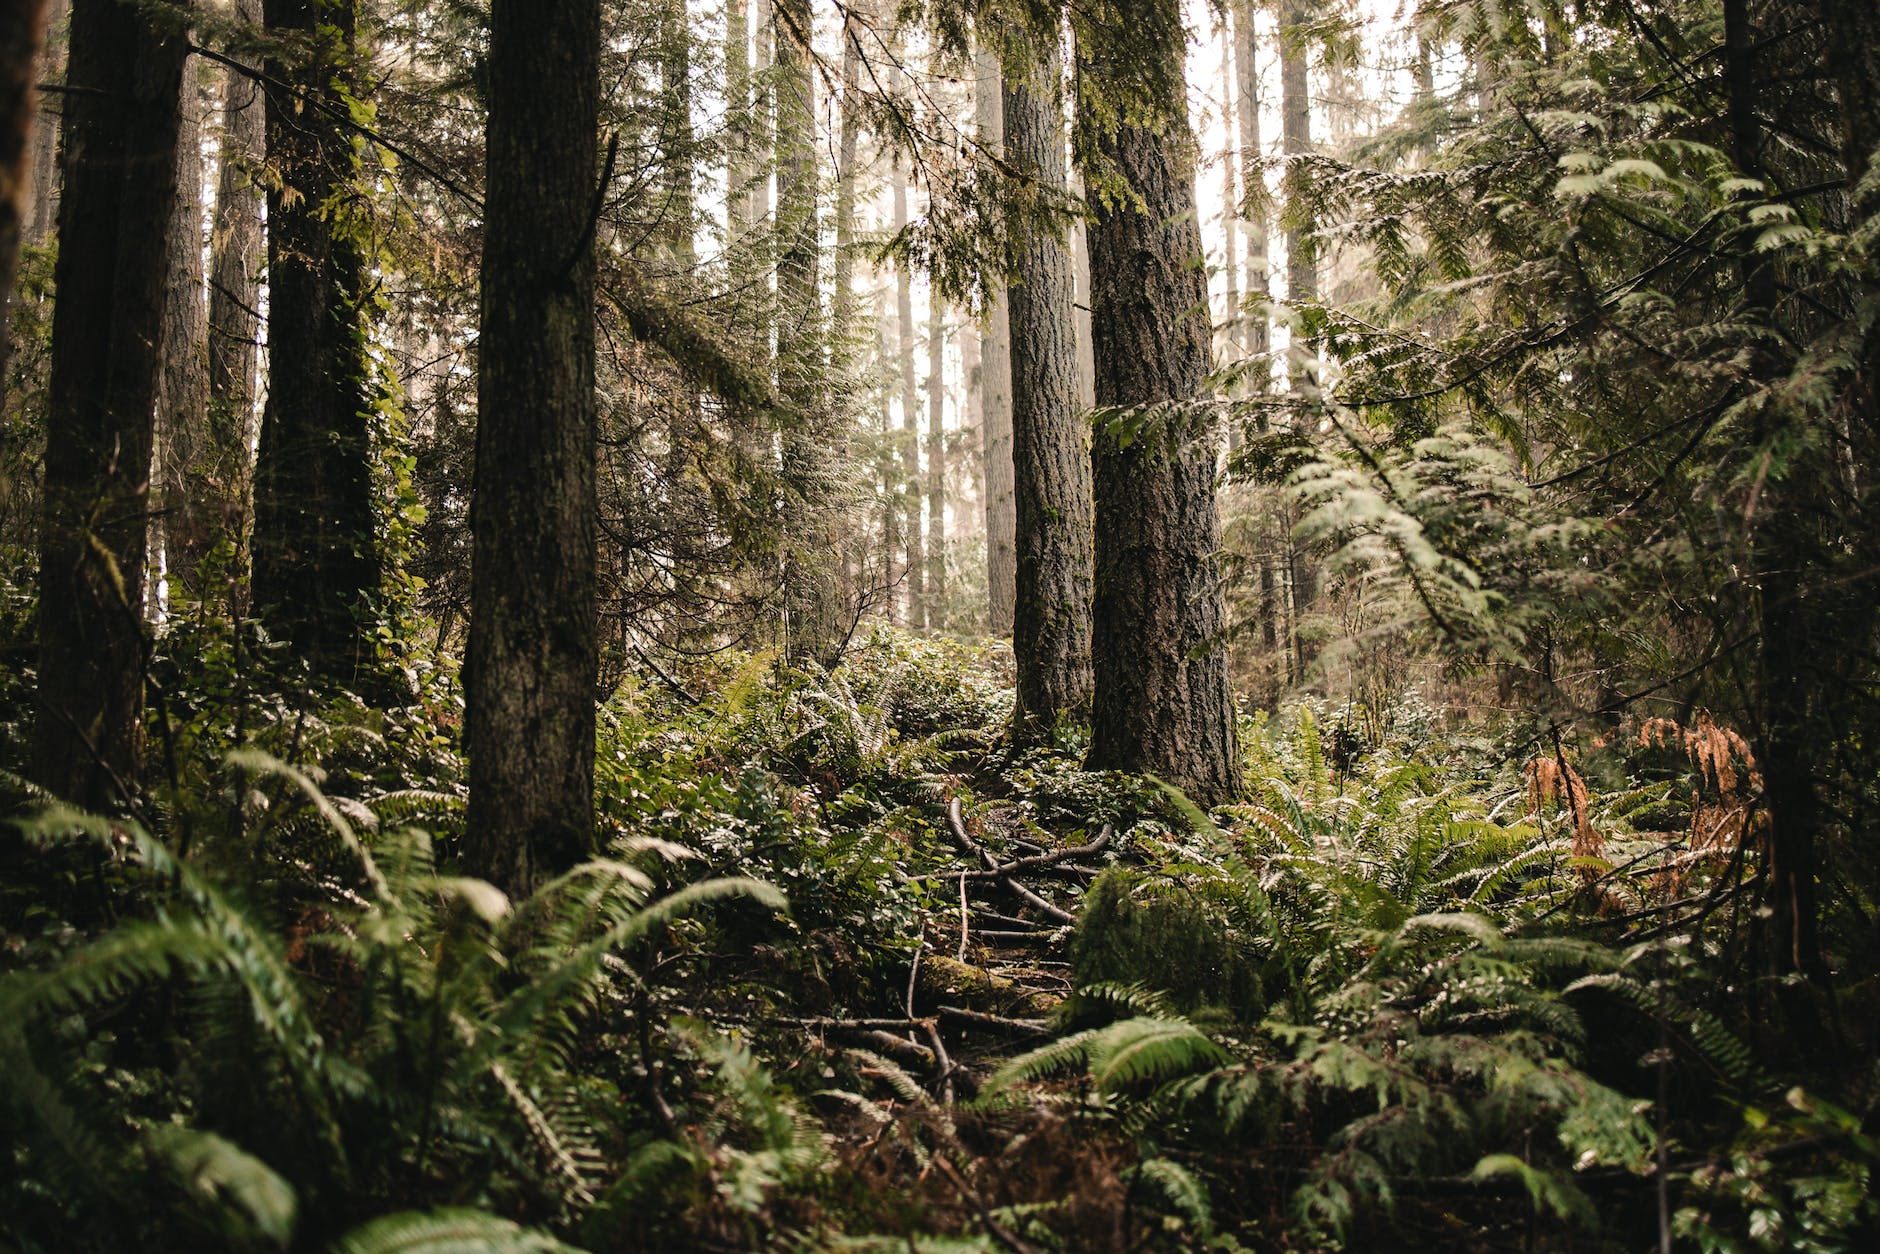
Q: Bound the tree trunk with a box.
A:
[1080,0,1238,805]
[724,0,751,231]
[464,0,601,899]
[206,0,264,582]
[21,0,62,249]
[1068,183,1096,411]
[925,294,946,629]
[1278,0,1315,678]
[1234,0,1278,654]
[0,0,48,387]
[1004,45,1092,735]
[832,7,860,340]
[974,41,1015,633]
[772,0,837,661]
[32,0,188,807]
[251,0,379,678]
[895,155,922,628]
[659,0,693,267]
[153,55,210,608]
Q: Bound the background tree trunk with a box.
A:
[975,41,1015,634]
[925,294,945,628]
[1004,45,1092,735]
[895,155,922,629]
[1236,0,1278,654]
[772,0,837,661]
[33,0,188,806]
[1080,0,1238,805]
[464,0,601,899]
[251,0,379,677]
[0,0,48,388]
[206,0,265,584]
[21,0,62,250]
[153,55,210,607]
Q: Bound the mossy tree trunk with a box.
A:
[251,0,379,678]
[1079,0,1238,805]
[33,0,188,806]
[1004,41,1092,735]
[464,0,601,899]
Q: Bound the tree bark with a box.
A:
[772,0,837,661]
[464,0,601,899]
[32,0,189,807]
[0,0,48,388]
[724,0,751,231]
[21,0,62,249]
[1235,0,1278,653]
[153,54,210,607]
[894,154,922,628]
[1004,45,1092,735]
[925,292,946,628]
[1080,0,1238,805]
[659,0,693,267]
[251,0,379,678]
[975,41,1015,633]
[206,0,264,577]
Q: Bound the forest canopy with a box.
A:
[1,0,1878,1248]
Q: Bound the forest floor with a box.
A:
[5,625,1865,1253]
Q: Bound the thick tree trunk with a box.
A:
[33,0,188,806]
[1004,47,1092,735]
[925,295,946,628]
[153,56,210,607]
[0,0,48,387]
[772,0,837,661]
[464,0,601,899]
[975,42,1015,633]
[206,0,264,575]
[895,156,922,628]
[251,0,379,678]
[1080,0,1238,805]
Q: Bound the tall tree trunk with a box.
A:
[975,41,1015,633]
[1068,182,1096,411]
[1005,42,1092,735]
[0,0,48,387]
[206,0,264,582]
[464,0,601,899]
[1079,0,1238,805]
[1218,13,1240,366]
[659,0,693,267]
[33,0,189,807]
[1279,0,1315,678]
[772,0,836,661]
[21,0,62,249]
[252,0,378,678]
[1235,0,1278,653]
[925,292,945,628]
[724,0,751,231]
[832,6,860,341]
[153,55,209,608]
[754,3,771,226]
[894,154,922,628]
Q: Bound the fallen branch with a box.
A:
[937,1005,1052,1035]
[943,799,1078,925]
